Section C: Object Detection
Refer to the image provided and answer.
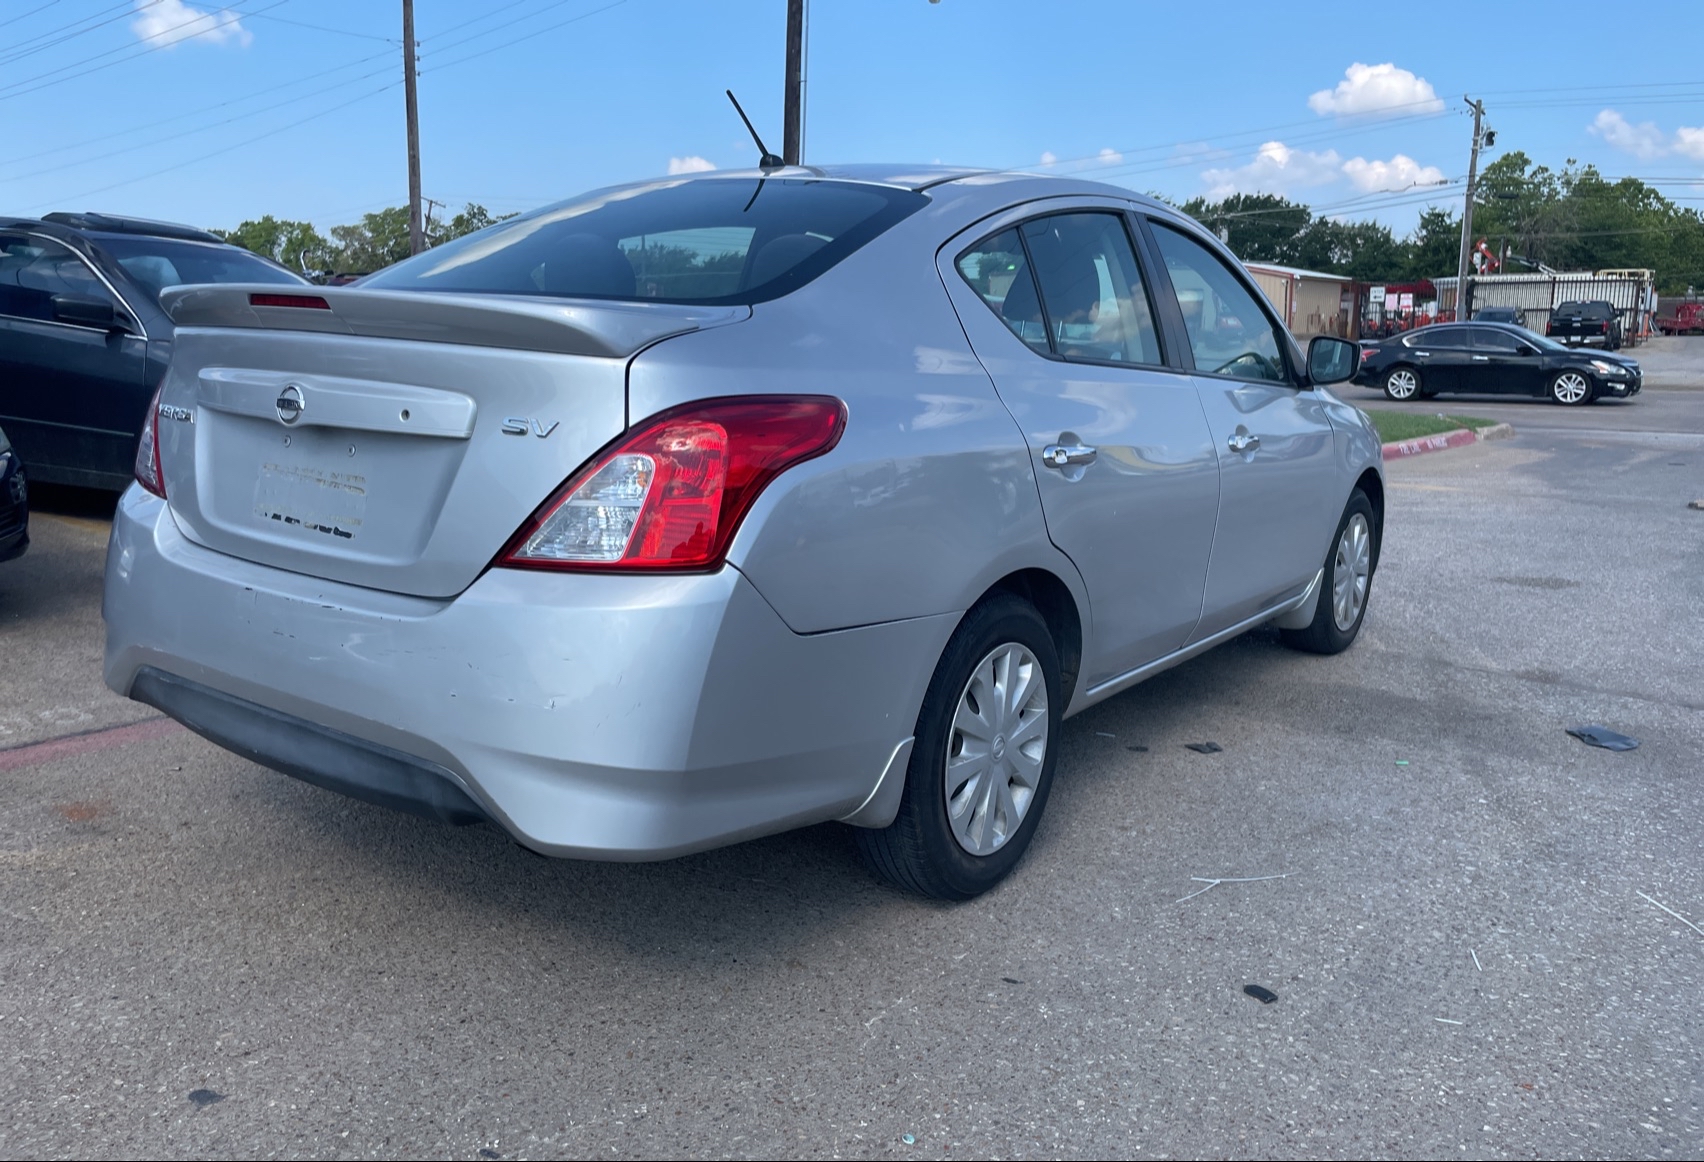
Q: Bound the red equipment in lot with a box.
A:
[1657,302,1704,335]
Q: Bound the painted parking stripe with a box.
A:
[0,717,184,772]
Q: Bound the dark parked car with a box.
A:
[0,424,27,563]
[1473,305,1525,326]
[1546,299,1624,349]
[1356,321,1642,405]
[0,212,308,489]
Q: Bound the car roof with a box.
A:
[0,211,223,244]
[592,163,1180,215]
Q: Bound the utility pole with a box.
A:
[403,0,424,255]
[782,0,805,165]
[1454,96,1486,321]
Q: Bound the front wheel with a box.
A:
[855,595,1062,900]
[1281,490,1375,656]
[1550,370,1594,405]
[1383,366,1421,401]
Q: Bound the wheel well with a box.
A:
[1355,468,1385,571]
[978,569,1083,704]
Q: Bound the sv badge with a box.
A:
[501,417,560,438]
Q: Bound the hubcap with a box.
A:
[1554,372,1589,403]
[1387,369,1418,399]
[944,643,1049,857]
[1332,513,1371,632]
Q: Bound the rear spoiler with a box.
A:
[161,284,749,360]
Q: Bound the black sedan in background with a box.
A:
[0,424,27,563]
[1356,321,1642,405]
[0,212,308,489]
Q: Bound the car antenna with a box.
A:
[726,90,784,170]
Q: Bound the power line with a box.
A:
[0,0,145,67]
[0,1,71,32]
[245,11,398,43]
[0,0,288,102]
[423,0,629,73]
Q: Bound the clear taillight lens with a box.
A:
[134,387,166,499]
[498,396,846,572]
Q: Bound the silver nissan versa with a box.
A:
[102,166,1383,899]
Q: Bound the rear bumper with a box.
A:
[103,488,953,859]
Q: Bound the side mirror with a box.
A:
[1307,335,1358,385]
[50,293,124,332]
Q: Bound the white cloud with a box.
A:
[1675,126,1704,161]
[666,156,715,175]
[1590,110,1668,160]
[1308,62,1442,118]
[1039,150,1058,167]
[1342,153,1447,193]
[1201,141,1342,199]
[1097,147,1123,166]
[131,0,251,48]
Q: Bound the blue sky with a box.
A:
[4,0,1702,238]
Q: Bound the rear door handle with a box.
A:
[1472,355,1490,361]
[1227,432,1260,454]
[1042,443,1097,468]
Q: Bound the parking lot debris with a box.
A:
[1434,1018,1464,1025]
[1566,725,1640,751]
[902,1133,917,1145]
[1638,891,1704,938]
[1243,985,1278,1004]
[1185,741,1223,754]
[1126,745,1149,752]
[1689,499,1704,510]
[1395,760,1410,766]
[187,1089,224,1108]
[478,1150,503,1160]
[1177,873,1289,903]
[1472,949,1483,971]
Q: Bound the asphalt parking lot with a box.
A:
[2,371,1702,1160]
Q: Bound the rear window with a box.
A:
[359,178,926,305]
[92,235,306,302]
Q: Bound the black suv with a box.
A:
[0,212,307,489]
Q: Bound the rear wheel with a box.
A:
[1281,490,1375,656]
[855,594,1062,900]
[1383,366,1421,401]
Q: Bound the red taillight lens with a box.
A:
[499,396,846,572]
[249,292,330,309]
[134,387,166,499]
[1359,347,1374,363]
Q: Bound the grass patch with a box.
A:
[1363,410,1497,443]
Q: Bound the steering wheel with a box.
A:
[1212,351,1278,378]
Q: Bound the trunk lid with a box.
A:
[154,284,746,597]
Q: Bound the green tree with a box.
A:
[431,202,518,245]
[212,215,332,275]
[328,206,412,274]
[1402,207,1460,281]
[1180,193,1312,265]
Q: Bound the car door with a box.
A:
[0,232,149,486]
[1402,325,1472,394]
[1468,326,1542,395]
[1137,216,1344,640]
[938,205,1220,686]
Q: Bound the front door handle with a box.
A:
[1042,442,1097,469]
[1227,432,1260,454]
[1472,354,1490,361]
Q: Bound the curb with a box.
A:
[1381,422,1513,461]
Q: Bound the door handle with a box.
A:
[1042,443,1097,468]
[1414,351,1430,357]
[1472,355,1489,361]
[1227,432,1260,454]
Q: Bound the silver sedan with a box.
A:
[103,166,1383,898]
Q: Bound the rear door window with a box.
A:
[1021,213,1162,366]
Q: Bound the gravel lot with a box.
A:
[2,398,1701,1160]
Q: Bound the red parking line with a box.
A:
[0,717,184,772]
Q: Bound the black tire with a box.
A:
[1550,369,1595,406]
[855,594,1063,900]
[1383,365,1422,401]
[1280,490,1376,656]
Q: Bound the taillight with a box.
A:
[498,396,846,572]
[134,387,166,499]
[1359,347,1374,364]
[249,292,330,309]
